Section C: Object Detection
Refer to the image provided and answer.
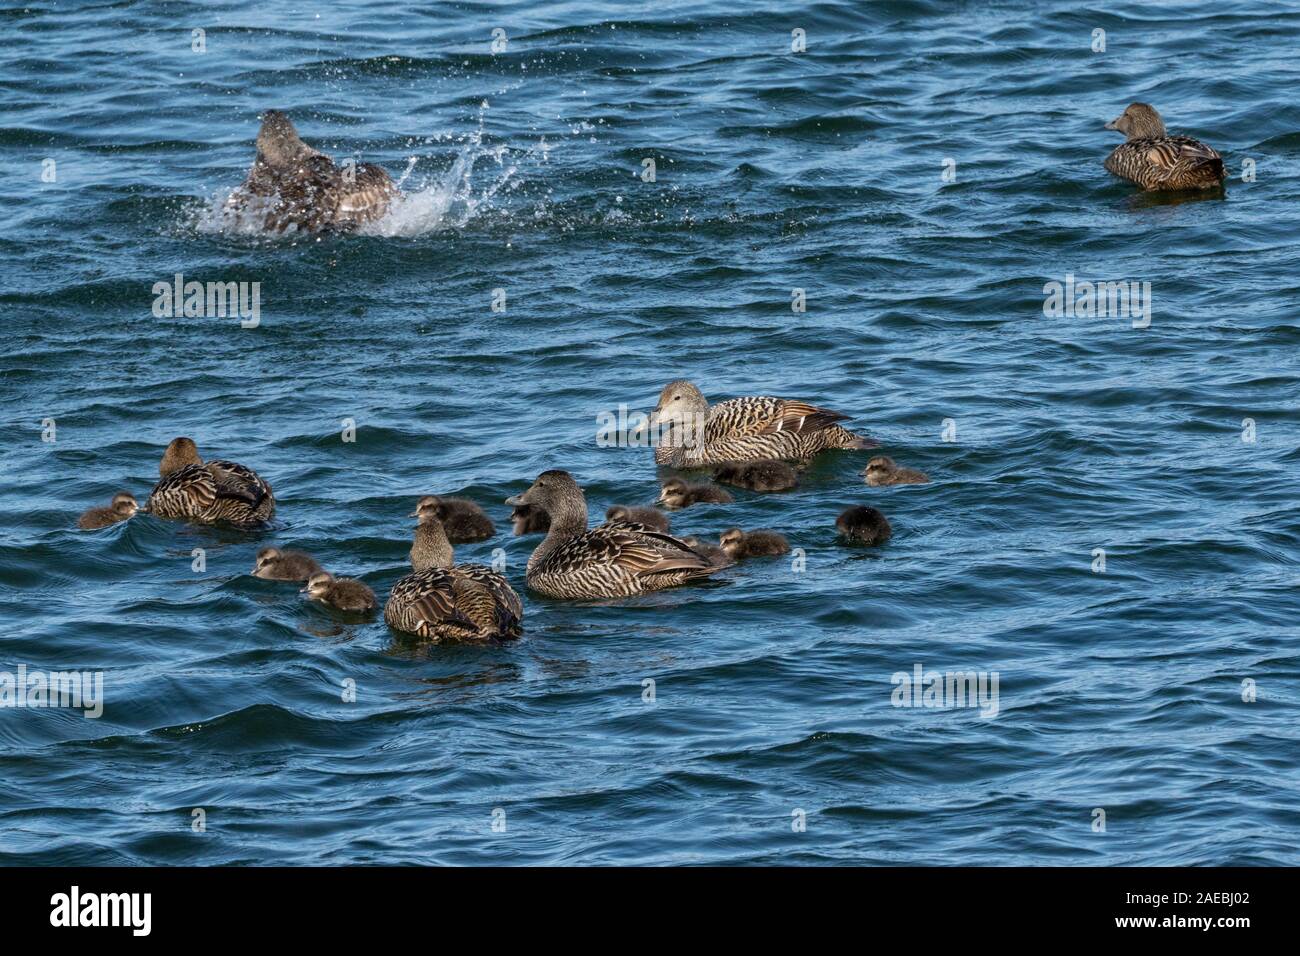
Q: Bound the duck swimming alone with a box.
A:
[303,572,378,612]
[77,492,138,530]
[411,495,495,543]
[644,379,875,467]
[145,437,275,528]
[225,110,398,233]
[384,513,523,641]
[1103,103,1225,191]
[506,470,722,599]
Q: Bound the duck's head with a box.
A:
[252,546,281,575]
[302,571,334,598]
[657,478,689,509]
[410,512,453,570]
[506,470,585,524]
[110,492,139,518]
[862,455,896,479]
[720,527,745,556]
[1104,103,1166,140]
[410,495,443,520]
[647,379,708,431]
[256,110,313,167]
[160,437,202,476]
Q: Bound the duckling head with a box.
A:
[1104,103,1166,140]
[252,546,281,575]
[302,571,334,599]
[411,513,454,570]
[863,455,896,479]
[256,110,313,168]
[111,492,139,518]
[160,437,202,476]
[657,478,689,510]
[506,470,586,528]
[606,505,632,523]
[720,527,744,557]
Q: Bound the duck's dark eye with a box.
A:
[672,395,680,401]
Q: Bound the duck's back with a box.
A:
[148,460,274,527]
[529,522,717,598]
[385,566,521,640]
[1105,135,1224,190]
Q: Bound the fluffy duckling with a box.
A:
[1103,103,1225,191]
[225,110,399,233]
[605,504,671,532]
[511,503,550,536]
[720,527,791,560]
[251,547,324,581]
[506,470,722,599]
[411,495,494,543]
[644,379,875,467]
[862,456,929,486]
[657,478,734,510]
[711,459,800,492]
[146,437,275,527]
[836,506,892,545]
[385,514,523,641]
[77,492,138,530]
[681,536,732,568]
[303,572,378,612]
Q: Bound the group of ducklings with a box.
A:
[76,381,933,642]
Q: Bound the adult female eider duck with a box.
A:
[77,492,138,530]
[145,437,275,528]
[411,495,494,543]
[303,572,378,612]
[384,513,523,642]
[643,379,875,467]
[225,110,398,233]
[1103,103,1225,191]
[506,470,723,599]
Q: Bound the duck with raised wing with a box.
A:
[506,470,722,599]
[145,437,275,528]
[644,379,874,467]
[411,495,495,543]
[225,110,399,233]
[303,572,378,612]
[385,512,523,642]
[77,492,138,530]
[1103,103,1225,191]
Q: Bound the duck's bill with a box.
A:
[407,510,420,517]
[504,493,524,506]
[1104,118,1119,130]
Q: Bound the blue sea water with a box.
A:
[1,0,1298,866]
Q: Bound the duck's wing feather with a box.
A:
[149,463,218,515]
[207,460,273,510]
[455,564,524,633]
[584,523,714,575]
[333,162,397,222]
[390,569,480,635]
[707,396,849,441]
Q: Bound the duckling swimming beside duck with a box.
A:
[1103,103,1225,191]
[303,572,378,612]
[605,504,670,532]
[145,437,275,528]
[252,547,324,581]
[711,459,800,492]
[862,456,929,487]
[225,110,399,233]
[385,513,523,642]
[411,495,494,543]
[657,478,734,510]
[720,528,790,560]
[77,492,138,530]
[644,379,875,467]
[681,536,732,568]
[510,503,550,536]
[836,506,892,545]
[506,470,723,599]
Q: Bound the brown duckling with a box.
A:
[862,456,929,486]
[836,506,892,545]
[77,492,138,530]
[251,547,324,581]
[605,504,671,532]
[720,527,790,559]
[711,459,800,492]
[510,503,550,536]
[411,495,494,543]
[302,572,378,612]
[681,536,732,568]
[657,478,734,510]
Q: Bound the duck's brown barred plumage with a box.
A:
[1103,103,1225,191]
[226,110,398,233]
[507,470,722,599]
[384,516,522,642]
[146,439,275,528]
[647,380,873,467]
